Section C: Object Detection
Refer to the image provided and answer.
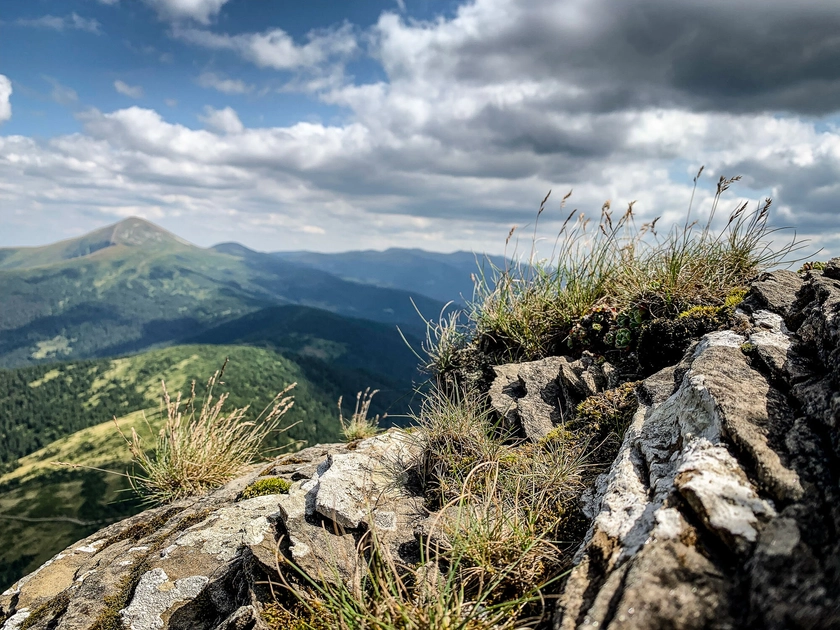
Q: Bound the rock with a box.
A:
[489,355,604,440]
[822,256,840,280]
[120,568,209,630]
[274,477,361,590]
[314,430,422,530]
[674,439,775,554]
[554,271,840,629]
[743,269,803,320]
[0,432,426,630]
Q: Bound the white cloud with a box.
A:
[143,0,230,24]
[174,23,357,71]
[3,0,840,255]
[196,72,253,94]
[0,75,11,124]
[16,13,101,33]
[198,106,244,134]
[43,77,78,106]
[114,80,144,98]
[165,98,178,107]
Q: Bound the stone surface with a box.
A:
[0,431,426,630]
[554,269,840,629]
[489,355,604,440]
[314,430,422,529]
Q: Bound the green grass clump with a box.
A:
[115,363,297,504]
[463,170,805,363]
[337,388,383,442]
[797,261,826,273]
[240,477,291,500]
[270,524,550,630]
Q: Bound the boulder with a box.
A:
[489,354,605,440]
[554,268,840,629]
[0,432,426,630]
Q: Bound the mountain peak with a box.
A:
[105,217,189,248]
[0,217,192,270]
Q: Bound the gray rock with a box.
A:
[822,256,840,280]
[489,355,604,440]
[314,430,422,529]
[554,274,840,629]
[744,269,803,319]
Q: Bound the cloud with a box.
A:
[16,13,101,34]
[174,23,358,71]
[196,72,253,94]
[197,106,245,134]
[0,75,11,123]
[143,0,231,24]
[43,77,78,106]
[3,0,840,255]
[165,98,178,107]
[395,0,407,11]
[114,80,144,98]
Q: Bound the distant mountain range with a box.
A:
[269,248,506,305]
[0,218,451,369]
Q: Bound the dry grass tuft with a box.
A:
[464,171,808,362]
[115,362,296,504]
[338,388,384,442]
[266,520,551,630]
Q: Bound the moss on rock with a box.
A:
[240,478,291,500]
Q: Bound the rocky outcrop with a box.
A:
[554,265,840,629]
[0,431,425,630]
[4,262,840,630]
[489,353,609,440]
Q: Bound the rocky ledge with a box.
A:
[2,261,839,630]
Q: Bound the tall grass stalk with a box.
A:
[116,366,297,504]
[469,170,809,360]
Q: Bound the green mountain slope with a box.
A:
[0,218,444,368]
[187,304,423,385]
[0,342,417,471]
[0,410,149,591]
[268,247,507,305]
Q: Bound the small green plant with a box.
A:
[798,261,826,273]
[338,388,384,442]
[241,477,291,500]
[114,363,297,504]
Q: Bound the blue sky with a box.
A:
[1,0,839,257]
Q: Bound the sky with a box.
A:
[1,0,839,257]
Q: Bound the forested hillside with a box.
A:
[0,342,418,472]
